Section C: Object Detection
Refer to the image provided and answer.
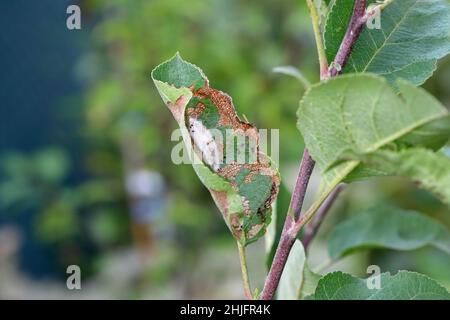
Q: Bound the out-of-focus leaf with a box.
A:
[278,240,321,300]
[152,53,280,246]
[309,271,450,300]
[328,205,450,259]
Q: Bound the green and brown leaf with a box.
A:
[309,270,450,300]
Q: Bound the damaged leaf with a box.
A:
[297,74,450,187]
[151,53,280,246]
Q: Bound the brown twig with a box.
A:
[260,0,372,300]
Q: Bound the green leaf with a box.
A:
[277,240,321,300]
[152,52,206,91]
[297,74,450,186]
[152,53,280,246]
[310,271,450,300]
[343,148,450,206]
[345,0,450,85]
[329,205,450,260]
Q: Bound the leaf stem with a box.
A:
[237,241,252,300]
[306,0,328,79]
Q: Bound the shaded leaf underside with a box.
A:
[152,53,280,245]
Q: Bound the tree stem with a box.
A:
[291,149,316,221]
[237,241,252,300]
[306,0,328,79]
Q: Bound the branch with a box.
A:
[329,0,394,76]
[302,184,345,250]
[237,241,253,300]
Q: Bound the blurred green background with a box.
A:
[0,0,449,299]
